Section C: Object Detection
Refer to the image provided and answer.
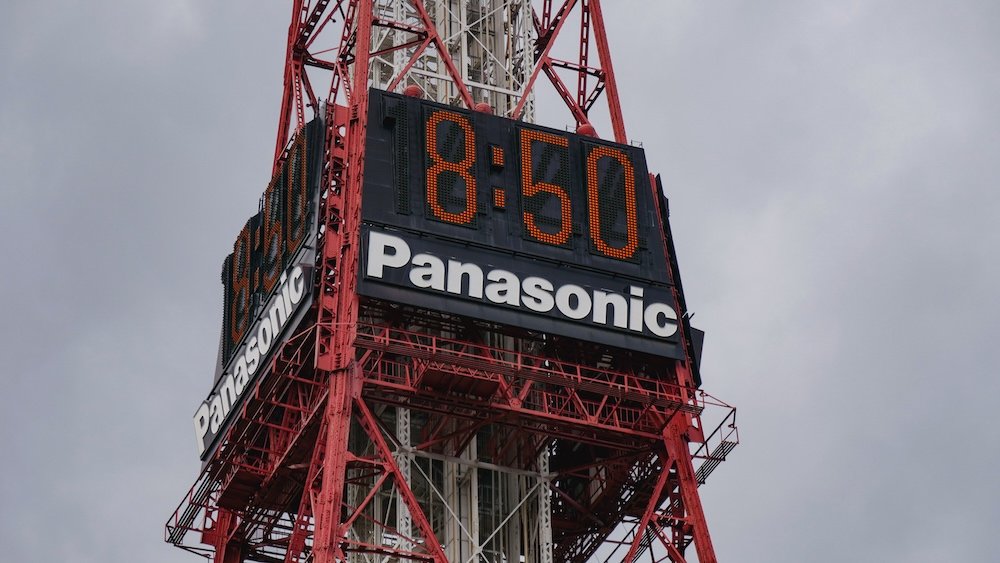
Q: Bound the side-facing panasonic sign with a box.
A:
[358,227,682,357]
[194,265,308,458]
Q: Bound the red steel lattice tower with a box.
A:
[167,1,738,561]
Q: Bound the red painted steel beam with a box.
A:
[664,421,718,563]
[578,0,591,110]
[587,0,626,143]
[514,0,578,121]
[274,0,307,172]
[353,397,449,561]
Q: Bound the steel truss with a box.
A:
[167,1,737,561]
[168,317,737,561]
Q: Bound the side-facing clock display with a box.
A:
[219,119,324,367]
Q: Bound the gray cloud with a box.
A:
[1,1,996,561]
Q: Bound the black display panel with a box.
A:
[360,89,683,359]
[195,118,324,462]
[363,90,668,274]
[219,118,325,368]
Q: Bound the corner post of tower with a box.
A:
[664,416,719,563]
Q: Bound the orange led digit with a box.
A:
[426,110,477,225]
[284,136,308,253]
[586,146,639,260]
[260,181,283,292]
[229,223,253,346]
[519,129,572,246]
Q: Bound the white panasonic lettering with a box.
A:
[410,253,445,290]
[629,286,644,332]
[593,290,628,329]
[246,337,260,374]
[361,230,679,347]
[447,260,484,298]
[289,267,306,304]
[257,317,273,354]
[367,231,411,278]
[555,284,591,320]
[234,358,249,394]
[522,276,555,312]
[485,269,520,306]
[643,302,678,338]
[268,294,288,331]
[209,395,224,434]
[194,265,308,457]
[279,271,292,314]
[219,373,237,413]
[193,404,210,452]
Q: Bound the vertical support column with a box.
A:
[664,425,717,563]
[274,0,307,170]
[311,370,357,563]
[211,509,244,563]
[396,407,413,552]
[466,443,480,558]
[313,1,375,557]
[457,0,470,101]
[284,417,329,563]
[392,0,407,89]
[504,472,524,563]
[622,415,719,563]
[537,447,554,563]
[444,439,480,560]
[586,0,626,143]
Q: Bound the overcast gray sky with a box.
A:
[1,1,998,561]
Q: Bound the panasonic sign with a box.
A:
[194,265,311,459]
[358,227,683,358]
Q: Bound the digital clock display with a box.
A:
[360,89,682,359]
[219,119,324,365]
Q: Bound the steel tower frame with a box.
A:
[167,1,738,562]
